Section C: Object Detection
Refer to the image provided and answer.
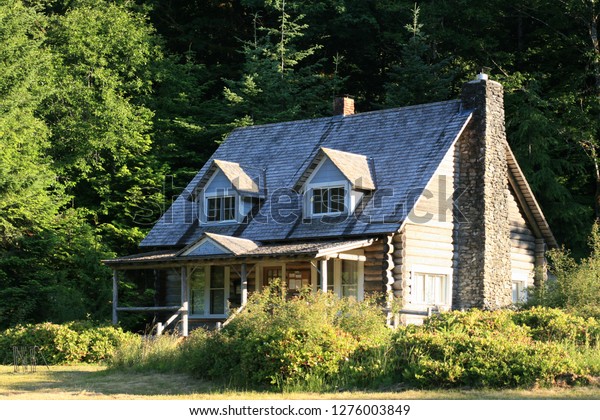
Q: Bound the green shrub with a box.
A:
[182,283,390,390]
[104,298,597,391]
[389,309,592,388]
[531,223,600,314]
[393,326,577,388]
[0,322,133,364]
[422,309,530,339]
[512,307,600,347]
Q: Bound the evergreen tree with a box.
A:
[384,4,455,107]
[502,73,592,254]
[0,1,114,327]
[221,0,333,126]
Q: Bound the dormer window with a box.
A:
[207,195,236,222]
[312,186,346,215]
[196,159,264,225]
[296,147,376,219]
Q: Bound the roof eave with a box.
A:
[505,145,558,248]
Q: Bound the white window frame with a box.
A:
[198,168,240,225]
[512,280,528,303]
[409,265,452,309]
[511,270,532,304]
[304,181,349,217]
[340,258,364,300]
[204,193,237,223]
[301,156,369,217]
[189,265,231,318]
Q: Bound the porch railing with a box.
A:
[218,303,248,330]
[115,306,183,336]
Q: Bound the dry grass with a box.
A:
[0,365,599,400]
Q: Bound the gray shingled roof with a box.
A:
[141,100,472,247]
[506,147,557,248]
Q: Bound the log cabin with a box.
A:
[104,73,557,333]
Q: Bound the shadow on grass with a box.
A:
[2,366,600,400]
[1,366,215,397]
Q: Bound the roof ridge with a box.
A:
[230,99,463,133]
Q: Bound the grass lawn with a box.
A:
[0,365,599,400]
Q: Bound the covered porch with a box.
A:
[104,236,389,336]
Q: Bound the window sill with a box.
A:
[405,303,451,310]
[202,220,239,225]
[304,212,349,220]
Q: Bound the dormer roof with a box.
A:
[213,159,259,194]
[296,147,375,191]
[178,232,259,257]
[195,159,263,197]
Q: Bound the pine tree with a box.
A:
[221,0,333,126]
[384,4,455,107]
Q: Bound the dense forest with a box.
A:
[0,0,598,328]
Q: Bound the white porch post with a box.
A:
[320,259,328,293]
[241,263,248,305]
[181,266,189,337]
[112,270,118,325]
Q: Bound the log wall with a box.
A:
[393,143,456,310]
[508,185,535,284]
[363,240,387,295]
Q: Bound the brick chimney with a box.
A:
[454,72,512,310]
[333,96,355,116]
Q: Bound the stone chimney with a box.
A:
[333,96,355,116]
[454,73,512,310]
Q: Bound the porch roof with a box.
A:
[103,238,374,269]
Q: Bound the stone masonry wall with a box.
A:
[455,78,512,310]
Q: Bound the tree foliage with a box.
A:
[1,0,600,328]
[0,1,64,244]
[221,1,334,125]
[531,223,600,317]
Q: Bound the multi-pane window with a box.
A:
[209,266,226,314]
[190,269,206,316]
[263,266,282,288]
[512,281,527,303]
[413,273,448,305]
[207,196,236,222]
[312,187,345,214]
[190,266,227,316]
[341,260,358,298]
